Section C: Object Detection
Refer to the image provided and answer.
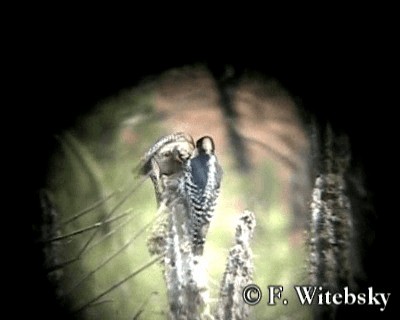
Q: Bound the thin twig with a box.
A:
[60,191,120,227]
[132,291,159,320]
[72,256,163,315]
[56,133,111,223]
[76,175,148,258]
[64,214,158,296]
[45,257,79,273]
[85,299,114,308]
[47,175,148,273]
[45,209,134,243]
[85,213,137,253]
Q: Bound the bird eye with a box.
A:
[161,151,172,158]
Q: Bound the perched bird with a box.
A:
[142,132,196,256]
[138,132,195,206]
[141,133,222,256]
[183,136,223,255]
[138,132,195,177]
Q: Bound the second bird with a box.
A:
[182,136,223,255]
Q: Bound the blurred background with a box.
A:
[39,66,313,319]
[26,21,396,320]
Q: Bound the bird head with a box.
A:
[196,136,215,154]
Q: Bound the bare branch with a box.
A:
[76,174,148,258]
[132,291,159,320]
[59,191,120,227]
[143,133,214,320]
[64,214,158,296]
[85,213,137,253]
[72,256,162,315]
[84,299,114,308]
[144,132,258,320]
[308,125,353,319]
[39,190,63,287]
[56,132,111,222]
[44,209,134,243]
[45,257,79,273]
[216,210,256,320]
[161,196,213,320]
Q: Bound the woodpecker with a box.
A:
[183,136,223,255]
[138,132,195,177]
[138,132,195,206]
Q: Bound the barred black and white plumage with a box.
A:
[183,136,223,255]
